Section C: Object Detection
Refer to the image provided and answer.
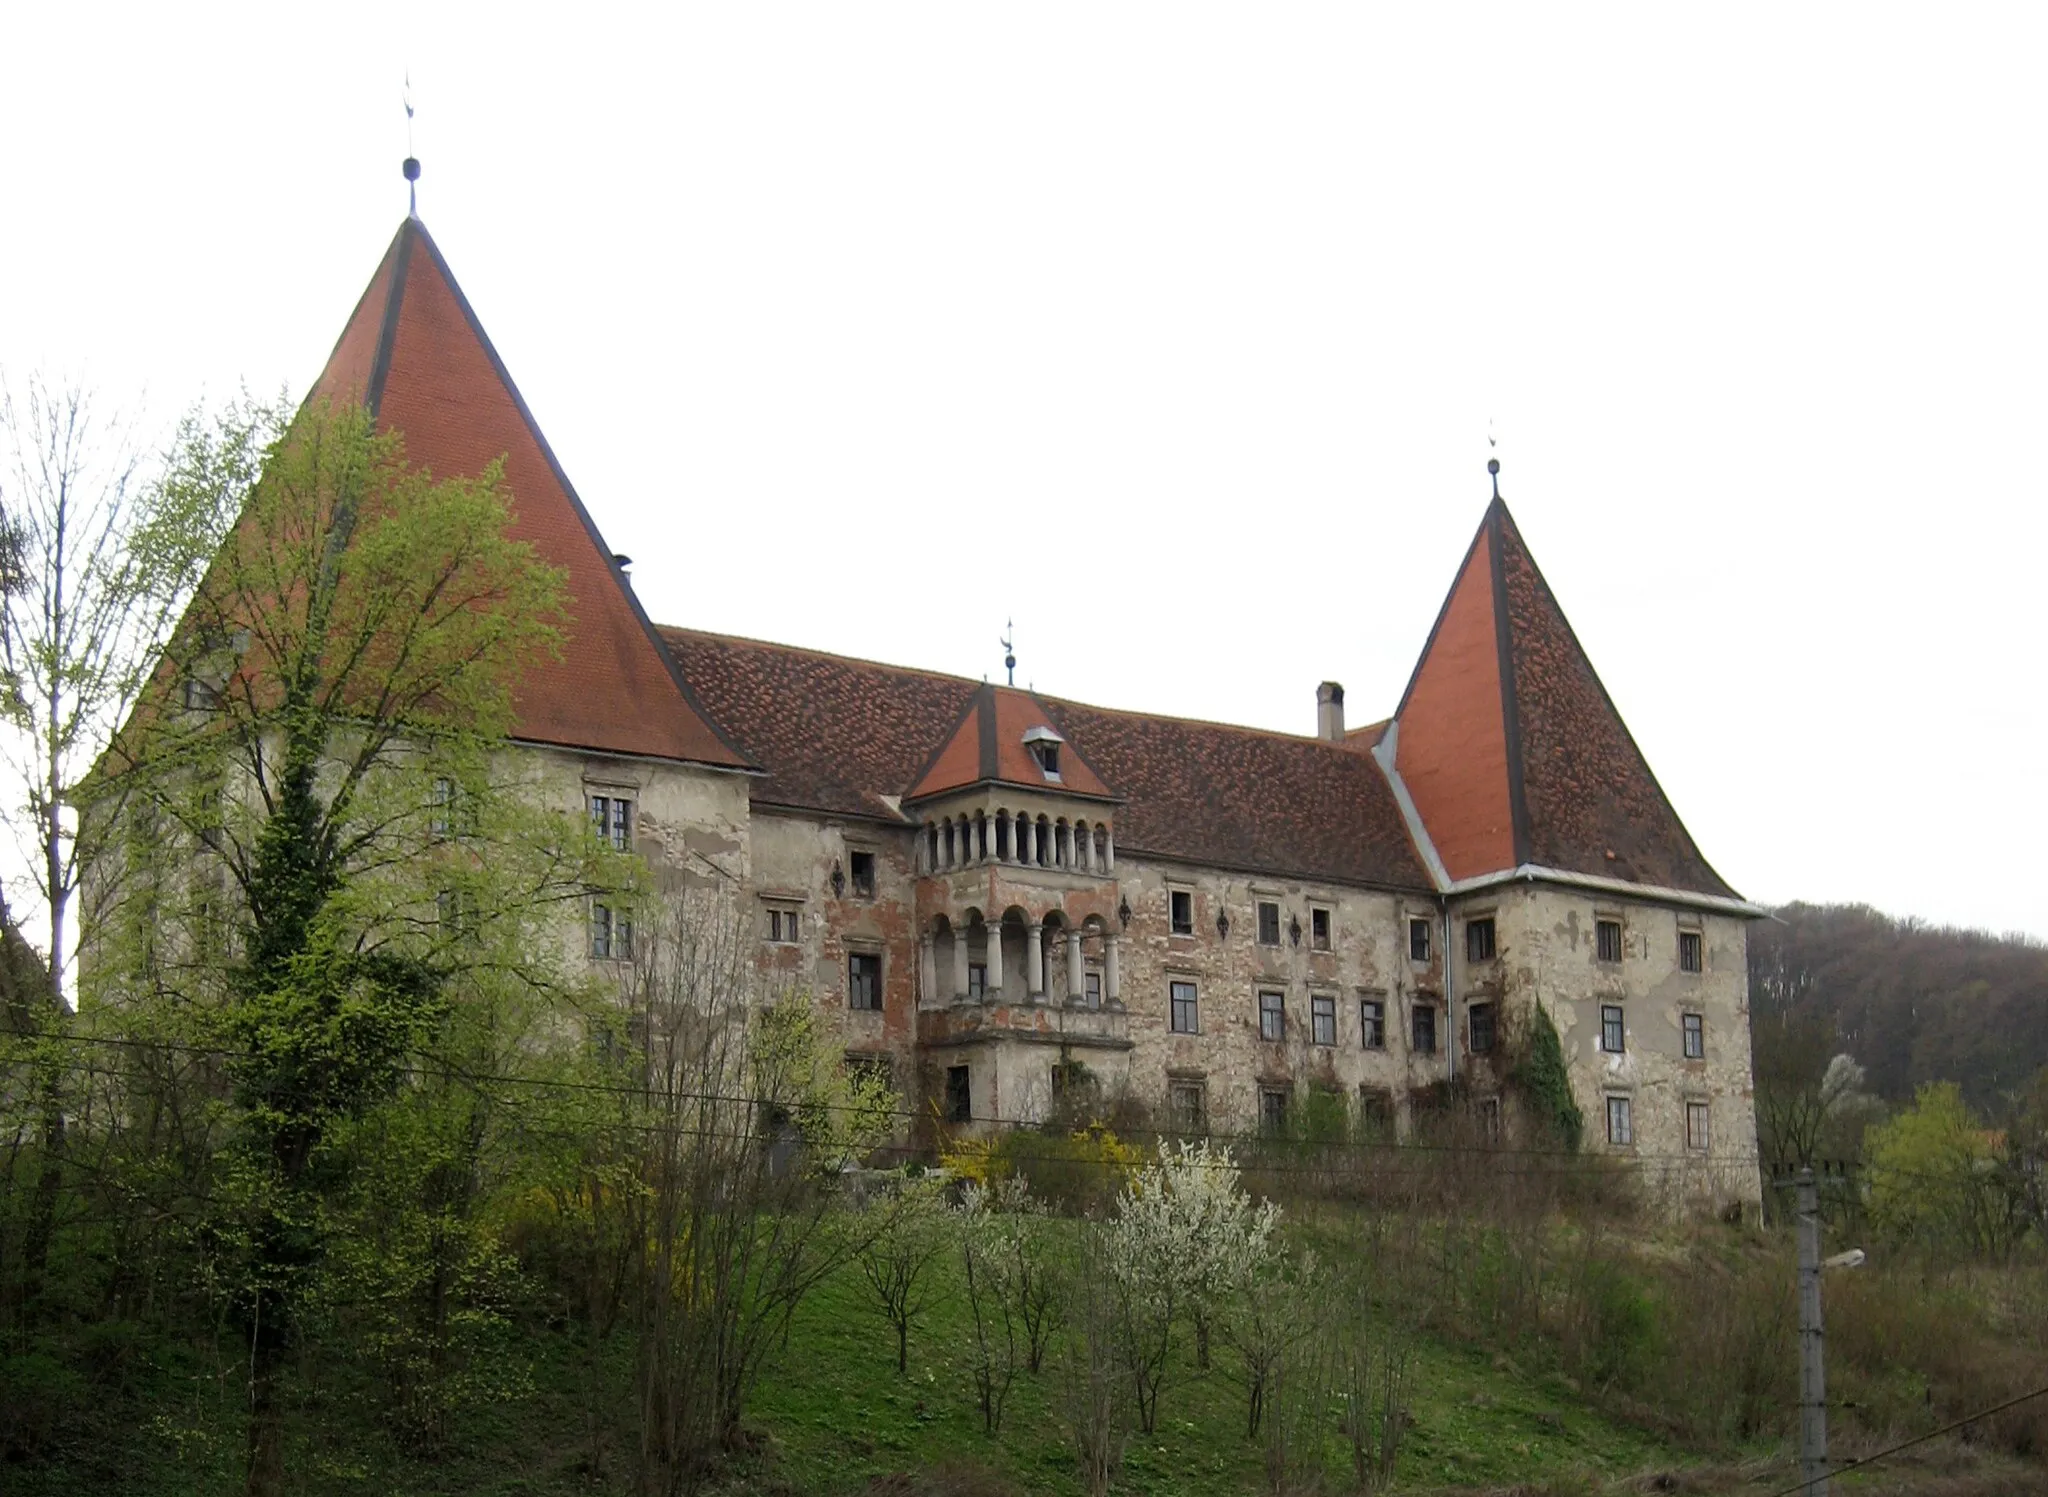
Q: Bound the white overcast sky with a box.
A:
[4,5,2043,939]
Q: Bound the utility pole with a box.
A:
[1797,1166,1829,1497]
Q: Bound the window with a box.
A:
[945,1065,972,1123]
[1259,1086,1291,1136]
[1170,889,1194,935]
[1358,1086,1394,1131]
[849,850,876,898]
[846,1051,892,1093]
[1169,1079,1206,1135]
[1606,1095,1634,1146]
[1478,1095,1502,1142]
[1169,980,1199,1034]
[968,962,988,999]
[1682,1011,1705,1060]
[1409,917,1432,963]
[1360,998,1385,1049]
[1032,741,1060,777]
[590,901,633,960]
[1051,1061,1091,1097]
[1258,989,1286,1042]
[1679,930,1704,974]
[1468,1001,1496,1054]
[1257,901,1281,946]
[766,907,800,944]
[1466,917,1496,963]
[1686,1101,1711,1152]
[848,952,882,1011]
[1311,994,1336,1047]
[1411,1002,1437,1055]
[1310,907,1332,951]
[589,793,632,851]
[1597,918,1623,964]
[183,677,222,711]
[429,776,461,838]
[1600,1004,1625,1054]
[1084,971,1102,1008]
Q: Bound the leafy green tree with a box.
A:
[1864,1081,2027,1257]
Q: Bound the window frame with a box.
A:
[1360,997,1386,1050]
[848,848,877,899]
[588,791,634,851]
[1084,970,1102,1008]
[1686,1100,1710,1152]
[1465,917,1497,963]
[1600,1003,1626,1054]
[1408,916,1433,964]
[847,950,884,1011]
[1258,988,1286,1042]
[944,1064,972,1124]
[1258,1085,1291,1137]
[1682,1011,1705,1060]
[1256,900,1282,947]
[1411,1001,1438,1056]
[1606,1094,1634,1147]
[967,962,988,999]
[1169,979,1199,1034]
[590,900,634,961]
[765,906,801,945]
[1169,888,1195,936]
[1310,905,1333,951]
[1596,917,1623,964]
[1468,1000,1496,1054]
[1679,929,1704,974]
[1168,1078,1207,1135]
[1310,993,1337,1047]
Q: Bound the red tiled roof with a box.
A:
[661,628,1433,892]
[906,684,1115,802]
[1393,497,1737,898]
[311,220,751,770]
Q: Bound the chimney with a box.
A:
[1316,681,1345,742]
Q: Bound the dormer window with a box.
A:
[1022,725,1064,782]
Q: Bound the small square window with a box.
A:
[1606,1095,1634,1146]
[1360,998,1385,1050]
[1311,995,1336,1047]
[1169,1079,1206,1135]
[1310,907,1332,951]
[1258,1086,1290,1136]
[968,962,988,998]
[1600,1004,1625,1054]
[1170,890,1194,936]
[589,793,633,851]
[1468,1001,1496,1054]
[183,677,223,711]
[1597,918,1623,964]
[1682,1011,1704,1059]
[1679,930,1704,974]
[1686,1100,1711,1152]
[1258,989,1286,1042]
[849,850,877,898]
[1170,980,1199,1034]
[945,1064,972,1124]
[1409,917,1432,963]
[766,907,800,944]
[1031,740,1061,778]
[1466,917,1496,963]
[1411,1003,1437,1055]
[1084,971,1102,1008]
[849,952,883,1011]
[1257,901,1281,946]
[590,901,634,961]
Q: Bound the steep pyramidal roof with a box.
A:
[311,220,751,770]
[1390,497,1736,898]
[906,684,1116,803]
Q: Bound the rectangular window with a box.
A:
[183,677,222,711]
[1606,1095,1634,1146]
[848,952,883,1011]
[1409,917,1432,963]
[1686,1101,1711,1152]
[1600,1004,1625,1054]
[1466,917,1496,963]
[1360,998,1385,1050]
[430,776,458,839]
[1358,1086,1394,1129]
[1170,889,1194,935]
[1468,1001,1496,1054]
[1597,918,1623,964]
[1411,1003,1437,1055]
[589,793,633,851]
[849,850,877,898]
[1259,1086,1290,1137]
[590,901,634,961]
[1311,907,1332,951]
[766,907,800,943]
[1679,930,1704,974]
[1258,989,1286,1042]
[1682,1011,1705,1059]
[1084,971,1102,1008]
[945,1065,972,1124]
[1478,1095,1502,1142]
[1169,980,1199,1034]
[1311,994,1336,1046]
[846,1052,892,1093]
[967,962,988,999]
[1257,900,1281,946]
[1168,1079,1206,1135]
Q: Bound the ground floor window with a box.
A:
[1477,1094,1502,1142]
[1411,1002,1437,1055]
[1605,1095,1634,1147]
[1468,1001,1496,1054]
[1686,1100,1711,1152]
[1168,1078,1206,1135]
[945,1064,972,1124]
[1258,1085,1291,1136]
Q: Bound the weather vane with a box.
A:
[402,73,421,219]
[1488,418,1501,501]
[1000,619,1016,687]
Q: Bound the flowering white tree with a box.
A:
[1102,1139,1280,1433]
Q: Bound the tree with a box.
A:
[90,396,612,1497]
[855,1172,950,1376]
[956,1181,1023,1433]
[1865,1081,2028,1257]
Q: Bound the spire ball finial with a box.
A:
[1488,456,1501,500]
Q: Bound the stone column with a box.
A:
[1081,826,1096,874]
[985,919,1005,999]
[920,934,936,1008]
[1103,825,1115,871]
[1105,933,1122,1006]
[1066,929,1084,1005]
[952,928,971,1003]
[1025,922,1045,999]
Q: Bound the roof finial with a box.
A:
[1487,418,1501,501]
[402,73,421,220]
[999,619,1016,687]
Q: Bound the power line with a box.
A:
[1763,1380,2048,1497]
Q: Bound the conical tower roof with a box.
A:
[310,219,751,769]
[1389,495,1735,897]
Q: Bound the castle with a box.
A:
[307,216,1763,1205]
